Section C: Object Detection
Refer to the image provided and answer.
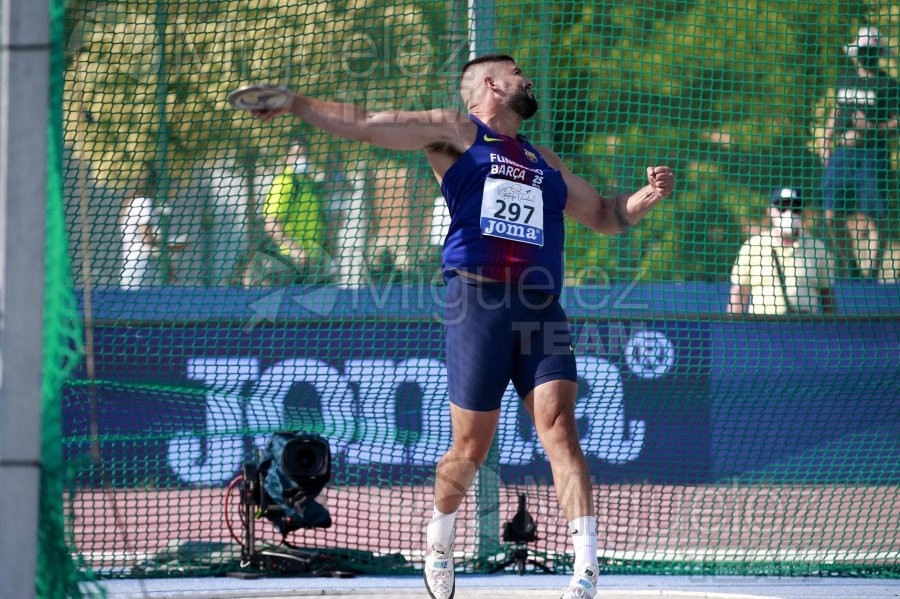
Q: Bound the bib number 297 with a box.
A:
[480,178,544,246]
[494,198,534,223]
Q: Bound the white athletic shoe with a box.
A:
[423,545,455,599]
[560,562,599,598]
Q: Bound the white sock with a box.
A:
[569,515,598,567]
[426,506,457,549]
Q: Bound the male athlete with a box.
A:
[252,54,674,599]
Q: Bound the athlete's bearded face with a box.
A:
[509,83,538,120]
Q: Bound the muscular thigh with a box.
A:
[522,378,578,432]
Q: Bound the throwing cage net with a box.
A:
[42,0,899,594]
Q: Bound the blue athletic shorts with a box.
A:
[822,146,889,217]
[443,274,577,412]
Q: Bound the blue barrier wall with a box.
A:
[76,281,899,321]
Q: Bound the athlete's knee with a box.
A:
[445,434,495,466]
[535,410,579,450]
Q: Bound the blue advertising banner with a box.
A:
[64,319,713,487]
[707,320,900,482]
[64,286,899,489]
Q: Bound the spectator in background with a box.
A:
[324,151,369,288]
[120,161,187,289]
[369,158,413,280]
[820,26,900,280]
[427,193,451,278]
[244,137,332,286]
[728,188,836,315]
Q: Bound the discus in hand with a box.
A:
[227,84,293,111]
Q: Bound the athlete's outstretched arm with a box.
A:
[252,93,470,152]
[539,146,674,235]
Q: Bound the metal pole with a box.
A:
[155,0,172,283]
[467,0,497,60]
[532,0,553,147]
[466,0,502,565]
[0,0,50,596]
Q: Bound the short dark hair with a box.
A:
[460,54,517,79]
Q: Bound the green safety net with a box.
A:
[43,0,899,590]
[39,0,103,596]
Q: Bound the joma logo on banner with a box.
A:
[168,354,653,486]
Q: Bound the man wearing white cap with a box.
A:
[820,26,900,280]
[728,188,836,316]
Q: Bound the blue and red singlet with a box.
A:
[440,116,568,294]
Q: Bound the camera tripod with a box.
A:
[488,544,557,576]
[487,494,557,575]
[228,463,345,578]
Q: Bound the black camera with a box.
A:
[253,432,332,534]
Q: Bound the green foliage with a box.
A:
[62,0,898,279]
[496,0,895,281]
[63,0,441,188]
